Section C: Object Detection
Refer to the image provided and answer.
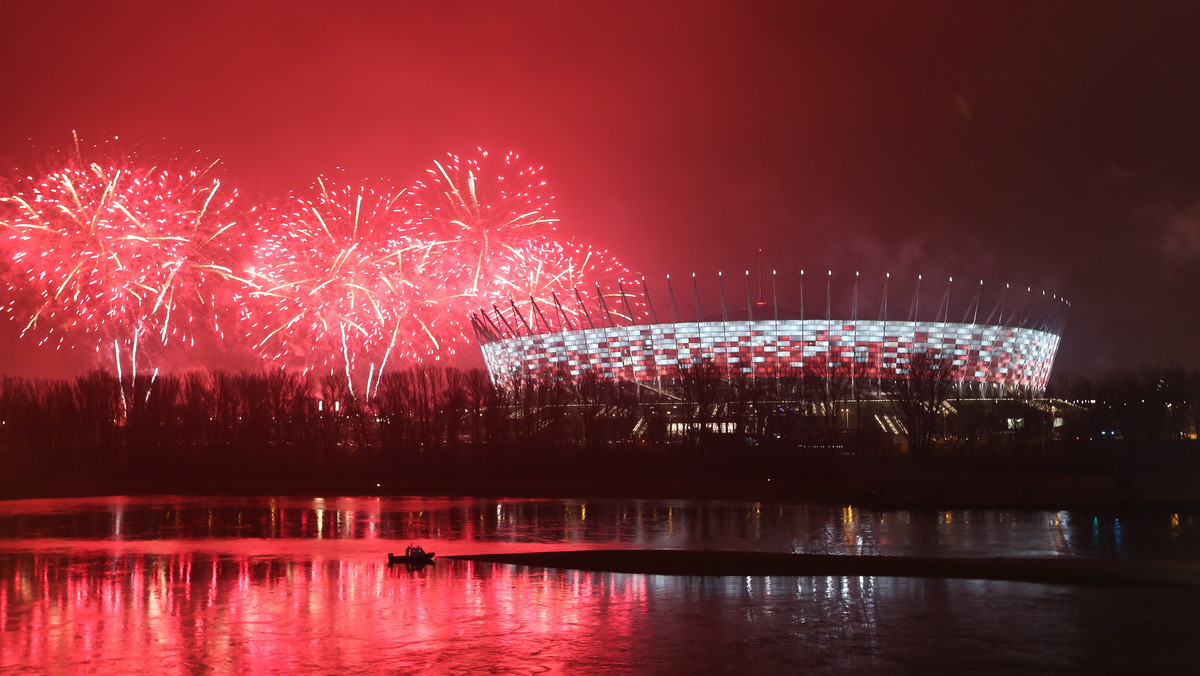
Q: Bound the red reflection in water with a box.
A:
[5,495,1178,560]
[1,550,650,673]
[3,498,1199,672]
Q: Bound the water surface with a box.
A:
[2,496,1197,673]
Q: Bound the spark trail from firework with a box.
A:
[408,149,558,297]
[0,141,639,395]
[245,175,460,398]
[0,145,244,389]
[493,237,641,332]
[247,160,633,396]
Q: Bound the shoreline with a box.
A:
[443,550,1200,587]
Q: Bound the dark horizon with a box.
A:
[4,1,1200,379]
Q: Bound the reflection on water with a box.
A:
[4,549,1199,673]
[1,497,1198,672]
[1,496,1196,559]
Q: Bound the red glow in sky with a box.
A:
[3,1,1200,377]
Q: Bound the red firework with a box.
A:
[491,237,642,332]
[244,175,449,397]
[407,148,558,298]
[0,145,244,378]
[1,143,636,390]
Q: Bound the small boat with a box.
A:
[388,545,435,566]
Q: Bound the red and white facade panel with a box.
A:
[480,319,1061,391]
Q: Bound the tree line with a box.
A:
[1050,367,1200,443]
[1,359,1196,492]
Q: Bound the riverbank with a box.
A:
[444,550,1200,586]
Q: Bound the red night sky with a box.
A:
[2,1,1200,379]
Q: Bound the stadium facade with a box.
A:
[473,273,1067,398]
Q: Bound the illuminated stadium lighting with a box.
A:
[472,272,1066,397]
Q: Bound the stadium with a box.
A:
[470,271,1067,451]
[473,271,1067,398]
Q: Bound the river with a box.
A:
[1,496,1197,673]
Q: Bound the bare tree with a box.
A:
[70,371,120,458]
[464,368,500,444]
[572,368,609,449]
[801,355,856,446]
[884,349,961,455]
[678,358,726,448]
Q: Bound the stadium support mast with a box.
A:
[574,288,596,329]
[745,270,753,323]
[667,274,680,323]
[852,271,859,322]
[552,291,574,330]
[718,271,729,322]
[772,270,779,322]
[530,297,553,333]
[492,303,518,337]
[799,269,805,320]
[596,282,617,328]
[880,272,890,321]
[619,281,635,323]
[909,275,922,321]
[826,270,832,321]
[642,277,658,324]
[509,299,533,334]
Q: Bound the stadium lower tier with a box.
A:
[479,319,1061,392]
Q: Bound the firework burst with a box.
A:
[408,148,558,297]
[0,144,244,380]
[244,175,448,397]
[491,237,641,332]
[1,143,637,393]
